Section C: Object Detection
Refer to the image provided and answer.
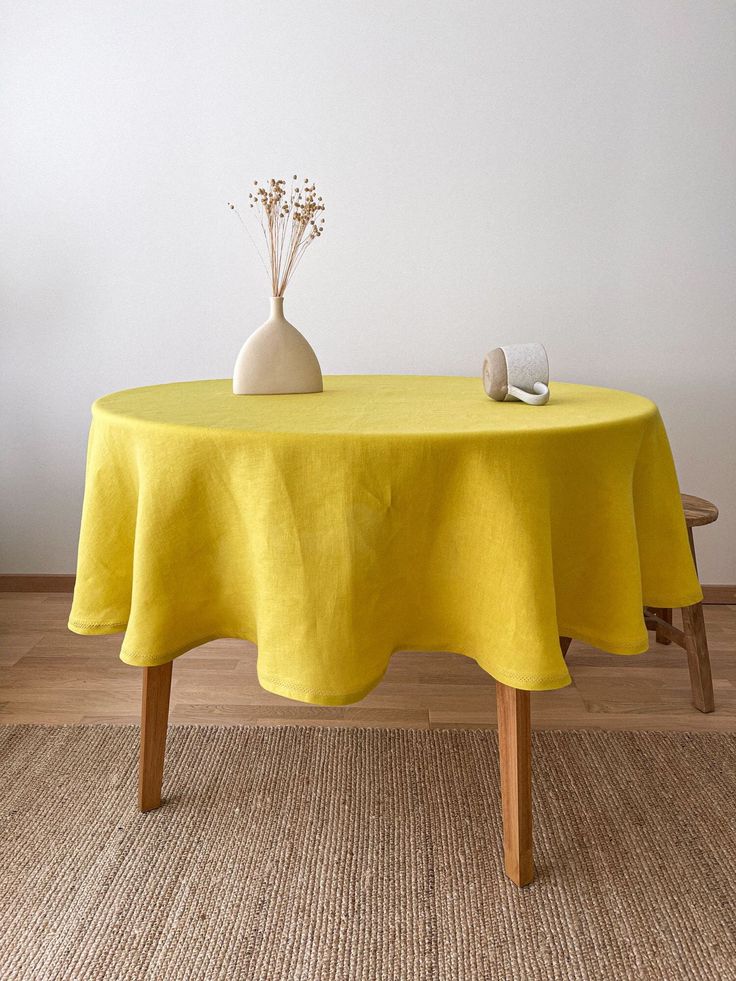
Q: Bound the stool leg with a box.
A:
[681,602,715,714]
[496,682,533,886]
[139,662,173,811]
[559,636,572,659]
[654,608,673,645]
[687,527,697,570]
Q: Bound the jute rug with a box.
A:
[1,726,734,981]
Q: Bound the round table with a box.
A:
[68,375,701,884]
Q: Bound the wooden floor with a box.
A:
[1,592,734,730]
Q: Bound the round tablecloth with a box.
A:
[68,376,701,704]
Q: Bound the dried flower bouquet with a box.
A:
[229,176,326,297]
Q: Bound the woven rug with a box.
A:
[1,726,734,980]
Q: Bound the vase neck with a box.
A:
[269,296,285,319]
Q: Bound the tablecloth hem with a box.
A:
[556,624,650,656]
[641,590,704,608]
[118,634,252,667]
[258,657,575,706]
[107,625,653,666]
[257,669,390,706]
[111,633,577,700]
[68,618,128,635]
[71,618,692,705]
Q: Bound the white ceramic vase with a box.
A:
[233,296,323,395]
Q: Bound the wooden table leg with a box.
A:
[496,681,533,886]
[681,602,715,714]
[139,662,173,812]
[559,636,572,659]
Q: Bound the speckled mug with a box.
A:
[483,343,550,405]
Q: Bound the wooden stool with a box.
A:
[561,494,718,713]
[645,493,718,714]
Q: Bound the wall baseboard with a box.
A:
[0,574,734,605]
[1,574,76,592]
[701,584,736,605]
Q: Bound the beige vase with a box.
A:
[233,296,323,395]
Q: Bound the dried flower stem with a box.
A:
[228,175,326,296]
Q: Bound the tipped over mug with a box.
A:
[483,343,550,405]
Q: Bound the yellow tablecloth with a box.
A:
[68,376,701,704]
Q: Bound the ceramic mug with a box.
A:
[483,343,550,405]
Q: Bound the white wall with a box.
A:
[2,0,735,580]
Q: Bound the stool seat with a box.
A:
[681,494,718,528]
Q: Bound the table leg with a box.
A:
[496,681,533,886]
[139,662,173,812]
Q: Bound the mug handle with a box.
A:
[507,382,550,406]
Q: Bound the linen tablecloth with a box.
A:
[68,376,701,704]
